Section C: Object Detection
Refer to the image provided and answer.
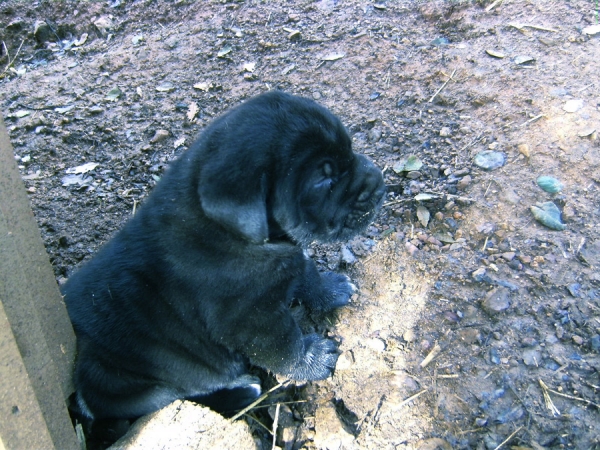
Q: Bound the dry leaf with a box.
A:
[187,102,199,121]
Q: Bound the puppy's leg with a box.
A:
[188,374,261,415]
[293,256,356,312]
[75,345,181,419]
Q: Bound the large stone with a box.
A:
[109,400,256,449]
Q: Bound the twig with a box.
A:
[485,0,503,12]
[428,68,457,103]
[1,39,24,75]
[539,379,560,416]
[230,381,289,421]
[519,114,545,127]
[271,403,280,450]
[397,389,428,408]
[420,343,442,368]
[492,426,523,450]
[541,380,600,409]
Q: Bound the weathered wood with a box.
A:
[0,115,79,450]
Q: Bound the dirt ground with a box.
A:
[2,0,600,448]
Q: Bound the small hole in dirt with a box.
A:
[332,398,360,437]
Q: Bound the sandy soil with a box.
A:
[1,0,599,448]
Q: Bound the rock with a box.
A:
[368,127,382,143]
[439,127,452,137]
[314,404,355,450]
[34,20,53,44]
[403,329,417,342]
[482,287,511,314]
[572,335,583,346]
[517,143,530,157]
[474,151,505,170]
[591,335,600,352]
[456,175,472,190]
[341,245,357,265]
[500,252,515,261]
[150,129,170,143]
[458,328,481,344]
[366,338,386,353]
[522,348,541,366]
[521,337,537,347]
[110,400,254,449]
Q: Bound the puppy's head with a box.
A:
[197,91,385,245]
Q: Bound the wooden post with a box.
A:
[0,115,79,450]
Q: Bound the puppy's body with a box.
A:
[63,91,385,419]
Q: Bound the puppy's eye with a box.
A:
[323,162,333,178]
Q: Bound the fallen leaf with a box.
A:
[531,202,565,230]
[321,52,346,61]
[582,24,600,36]
[74,33,88,46]
[156,82,175,93]
[66,162,99,174]
[105,87,122,101]
[187,102,199,121]
[485,49,505,58]
[514,55,535,65]
[563,99,583,113]
[55,105,75,114]
[417,205,430,227]
[414,193,436,201]
[193,82,211,91]
[217,44,232,58]
[242,62,256,72]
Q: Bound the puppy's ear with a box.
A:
[199,168,269,244]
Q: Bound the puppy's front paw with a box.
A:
[318,272,357,311]
[288,334,339,381]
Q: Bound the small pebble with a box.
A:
[340,246,357,265]
[522,348,541,366]
[572,335,583,346]
[521,337,537,347]
[150,129,169,143]
[517,143,530,157]
[474,151,505,170]
[439,127,452,137]
[406,171,421,179]
[405,242,419,256]
[368,128,382,143]
[500,252,515,261]
[456,175,472,190]
[403,329,417,342]
[591,335,600,352]
[482,287,511,314]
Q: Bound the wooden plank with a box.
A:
[0,301,56,450]
[0,116,79,450]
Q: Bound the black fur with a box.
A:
[62,91,385,420]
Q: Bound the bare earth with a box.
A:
[1,0,599,448]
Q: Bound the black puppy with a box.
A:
[63,91,385,420]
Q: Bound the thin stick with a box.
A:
[420,343,442,368]
[1,39,25,75]
[271,403,280,450]
[543,382,600,409]
[230,381,289,421]
[519,114,545,127]
[428,68,457,103]
[397,389,428,408]
[485,0,502,12]
[539,379,560,416]
[492,425,523,450]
